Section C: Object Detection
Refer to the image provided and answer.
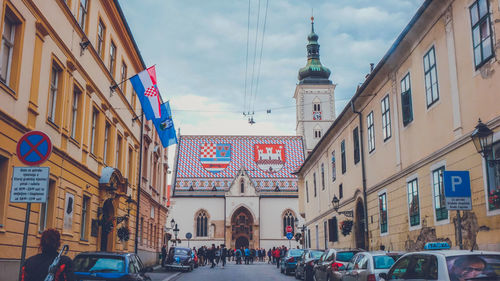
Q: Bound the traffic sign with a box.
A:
[286,232,294,240]
[10,167,49,203]
[185,232,192,239]
[286,225,293,233]
[443,171,472,210]
[16,131,52,166]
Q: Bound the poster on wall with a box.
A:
[63,192,74,231]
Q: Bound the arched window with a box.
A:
[282,210,295,236]
[196,211,208,237]
[240,180,244,194]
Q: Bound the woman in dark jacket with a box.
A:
[22,228,74,281]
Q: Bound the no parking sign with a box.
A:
[16,131,52,166]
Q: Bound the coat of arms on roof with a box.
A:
[200,143,231,173]
[254,144,286,173]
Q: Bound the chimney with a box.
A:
[370,63,374,72]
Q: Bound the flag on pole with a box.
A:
[130,66,161,120]
[153,102,178,147]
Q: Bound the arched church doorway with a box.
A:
[231,207,254,249]
[100,198,115,251]
[235,236,249,249]
[355,199,366,250]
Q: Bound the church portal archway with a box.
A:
[355,199,366,250]
[231,206,254,249]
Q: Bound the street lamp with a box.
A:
[471,119,494,158]
[332,195,353,217]
[170,218,175,229]
[173,224,179,246]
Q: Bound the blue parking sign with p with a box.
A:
[443,171,471,210]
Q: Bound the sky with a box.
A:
[120,0,424,167]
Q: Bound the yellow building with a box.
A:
[0,0,165,279]
[297,0,500,252]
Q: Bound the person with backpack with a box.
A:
[21,229,75,281]
[235,248,242,264]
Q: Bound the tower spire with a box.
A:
[297,17,331,84]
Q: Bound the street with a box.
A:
[153,262,293,281]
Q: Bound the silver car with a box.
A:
[342,251,404,281]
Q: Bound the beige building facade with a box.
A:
[297,0,500,252]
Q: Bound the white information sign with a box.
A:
[10,167,49,203]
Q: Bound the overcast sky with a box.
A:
[120,0,424,162]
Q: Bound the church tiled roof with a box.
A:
[173,135,305,192]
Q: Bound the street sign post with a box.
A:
[185,232,192,248]
[286,225,293,233]
[286,232,294,240]
[286,232,293,248]
[443,170,471,250]
[14,131,52,281]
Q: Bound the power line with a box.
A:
[243,0,251,115]
[248,0,261,115]
[251,0,269,114]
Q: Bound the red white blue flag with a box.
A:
[130,66,161,120]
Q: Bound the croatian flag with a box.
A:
[130,66,161,120]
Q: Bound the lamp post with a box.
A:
[332,195,353,217]
[173,224,179,246]
[471,119,499,166]
[294,217,307,249]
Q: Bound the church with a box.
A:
[168,18,335,250]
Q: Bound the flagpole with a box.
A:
[110,64,157,91]
[134,109,144,254]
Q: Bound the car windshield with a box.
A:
[73,255,125,273]
[174,248,189,255]
[310,251,324,259]
[446,255,500,281]
[337,252,356,262]
[289,249,304,256]
[374,255,398,269]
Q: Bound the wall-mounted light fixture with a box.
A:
[332,194,354,217]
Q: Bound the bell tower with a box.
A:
[294,17,336,154]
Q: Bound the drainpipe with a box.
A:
[351,101,369,250]
[134,112,144,254]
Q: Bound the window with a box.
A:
[97,20,105,58]
[0,155,9,225]
[70,86,82,140]
[379,193,388,234]
[423,47,439,107]
[323,221,328,249]
[313,100,321,120]
[313,101,321,112]
[321,163,325,190]
[39,179,55,232]
[367,111,375,152]
[240,180,244,193]
[78,0,88,31]
[314,128,322,139]
[196,211,208,237]
[407,178,420,227]
[307,229,311,248]
[116,135,122,169]
[283,210,295,236]
[486,142,500,211]
[140,217,144,245]
[109,41,116,76]
[103,122,111,164]
[80,195,90,240]
[341,140,346,174]
[313,173,317,197]
[353,127,360,164]
[128,148,133,180]
[1,13,15,85]
[306,181,309,203]
[401,73,413,126]
[120,61,127,92]
[331,151,336,182]
[432,167,448,220]
[315,225,319,249]
[470,0,494,68]
[381,95,391,141]
[90,108,98,155]
[339,184,343,199]
[47,64,62,124]
[328,217,338,242]
[389,255,438,280]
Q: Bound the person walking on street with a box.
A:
[161,244,167,267]
[235,248,242,264]
[221,244,227,268]
[21,228,75,281]
[267,248,272,264]
[215,246,221,265]
[244,247,250,264]
[209,244,216,268]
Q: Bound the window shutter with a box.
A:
[328,218,338,242]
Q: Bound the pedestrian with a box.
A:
[161,244,167,266]
[250,248,255,264]
[267,248,272,264]
[215,245,221,265]
[221,244,227,268]
[235,248,242,264]
[209,244,216,268]
[244,247,250,264]
[21,228,75,281]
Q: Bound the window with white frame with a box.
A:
[90,109,98,155]
[407,179,420,227]
[486,142,500,211]
[432,166,448,220]
[381,95,391,141]
[103,122,111,164]
[70,87,81,139]
[470,0,494,69]
[379,193,388,234]
[331,151,336,182]
[48,65,61,123]
[78,0,88,31]
[423,47,439,107]
[341,140,346,174]
[321,163,325,190]
[353,127,360,164]
[97,20,105,58]
[367,111,375,152]
[0,14,15,84]
[401,73,413,126]
[80,195,89,240]
[313,173,317,197]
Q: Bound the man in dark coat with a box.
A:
[209,244,216,268]
[161,244,167,266]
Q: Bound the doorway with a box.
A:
[235,236,249,249]
[355,200,366,250]
[231,206,254,249]
[100,199,115,251]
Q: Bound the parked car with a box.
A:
[342,251,404,281]
[314,248,364,281]
[295,249,324,281]
[380,243,500,281]
[163,247,195,272]
[73,252,152,281]
[280,248,305,275]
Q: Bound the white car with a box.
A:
[380,245,500,281]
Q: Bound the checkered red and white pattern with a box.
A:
[144,86,158,97]
[200,143,216,158]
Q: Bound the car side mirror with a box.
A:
[379,272,388,280]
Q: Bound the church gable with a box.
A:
[174,135,304,192]
[226,169,257,197]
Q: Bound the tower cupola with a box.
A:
[298,17,332,84]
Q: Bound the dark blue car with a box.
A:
[281,249,305,275]
[73,252,152,281]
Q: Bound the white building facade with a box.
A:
[169,135,305,250]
